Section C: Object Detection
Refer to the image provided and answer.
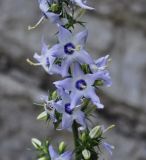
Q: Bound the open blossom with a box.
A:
[40,94,57,122]
[38,0,67,25]
[33,41,66,76]
[54,63,111,109]
[71,0,94,10]
[51,26,94,77]
[54,89,85,129]
[49,145,72,160]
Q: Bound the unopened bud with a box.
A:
[82,149,91,160]
[89,126,102,139]
[59,141,66,153]
[38,157,47,160]
[37,111,48,121]
[31,138,41,149]
[81,132,86,143]
[52,91,58,100]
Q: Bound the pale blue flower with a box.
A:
[40,94,57,122]
[52,26,94,77]
[54,89,85,129]
[71,0,94,10]
[33,41,67,76]
[54,63,111,109]
[49,145,72,160]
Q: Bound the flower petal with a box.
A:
[58,26,72,44]
[60,151,73,160]
[73,0,94,10]
[49,145,58,159]
[54,78,73,91]
[73,30,88,47]
[62,113,73,129]
[86,87,104,109]
[74,110,85,127]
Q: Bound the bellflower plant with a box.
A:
[27,0,115,160]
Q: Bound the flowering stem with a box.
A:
[72,121,79,160]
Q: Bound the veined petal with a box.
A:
[103,142,115,156]
[39,0,49,13]
[33,53,42,62]
[54,78,73,91]
[61,59,72,77]
[73,0,94,10]
[74,110,85,127]
[54,101,64,113]
[75,50,94,64]
[49,145,58,159]
[70,92,82,109]
[60,151,73,160]
[72,62,84,77]
[58,26,72,44]
[62,113,73,129]
[86,87,104,109]
[73,30,88,47]
[45,12,61,24]
[95,55,109,68]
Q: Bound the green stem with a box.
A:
[72,121,79,160]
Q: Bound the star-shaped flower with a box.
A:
[49,145,72,160]
[33,41,66,76]
[54,89,85,129]
[51,26,94,77]
[71,0,94,10]
[40,94,57,122]
[54,63,111,109]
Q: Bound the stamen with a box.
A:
[28,16,45,30]
[26,58,40,66]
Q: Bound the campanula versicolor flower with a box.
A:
[33,41,65,75]
[40,94,57,122]
[71,0,94,10]
[51,26,94,77]
[54,89,85,129]
[49,145,73,160]
[54,63,111,109]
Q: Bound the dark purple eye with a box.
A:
[65,103,73,115]
[64,43,75,55]
[75,79,87,90]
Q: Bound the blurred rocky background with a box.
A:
[0,0,146,160]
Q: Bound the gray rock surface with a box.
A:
[0,0,146,160]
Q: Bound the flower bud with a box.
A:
[81,132,86,143]
[31,138,41,149]
[82,149,91,160]
[89,125,102,139]
[52,91,58,100]
[38,157,47,160]
[37,111,47,121]
[59,141,66,153]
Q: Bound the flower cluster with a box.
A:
[28,0,114,160]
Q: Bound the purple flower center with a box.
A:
[65,103,73,114]
[75,79,87,90]
[64,43,75,55]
